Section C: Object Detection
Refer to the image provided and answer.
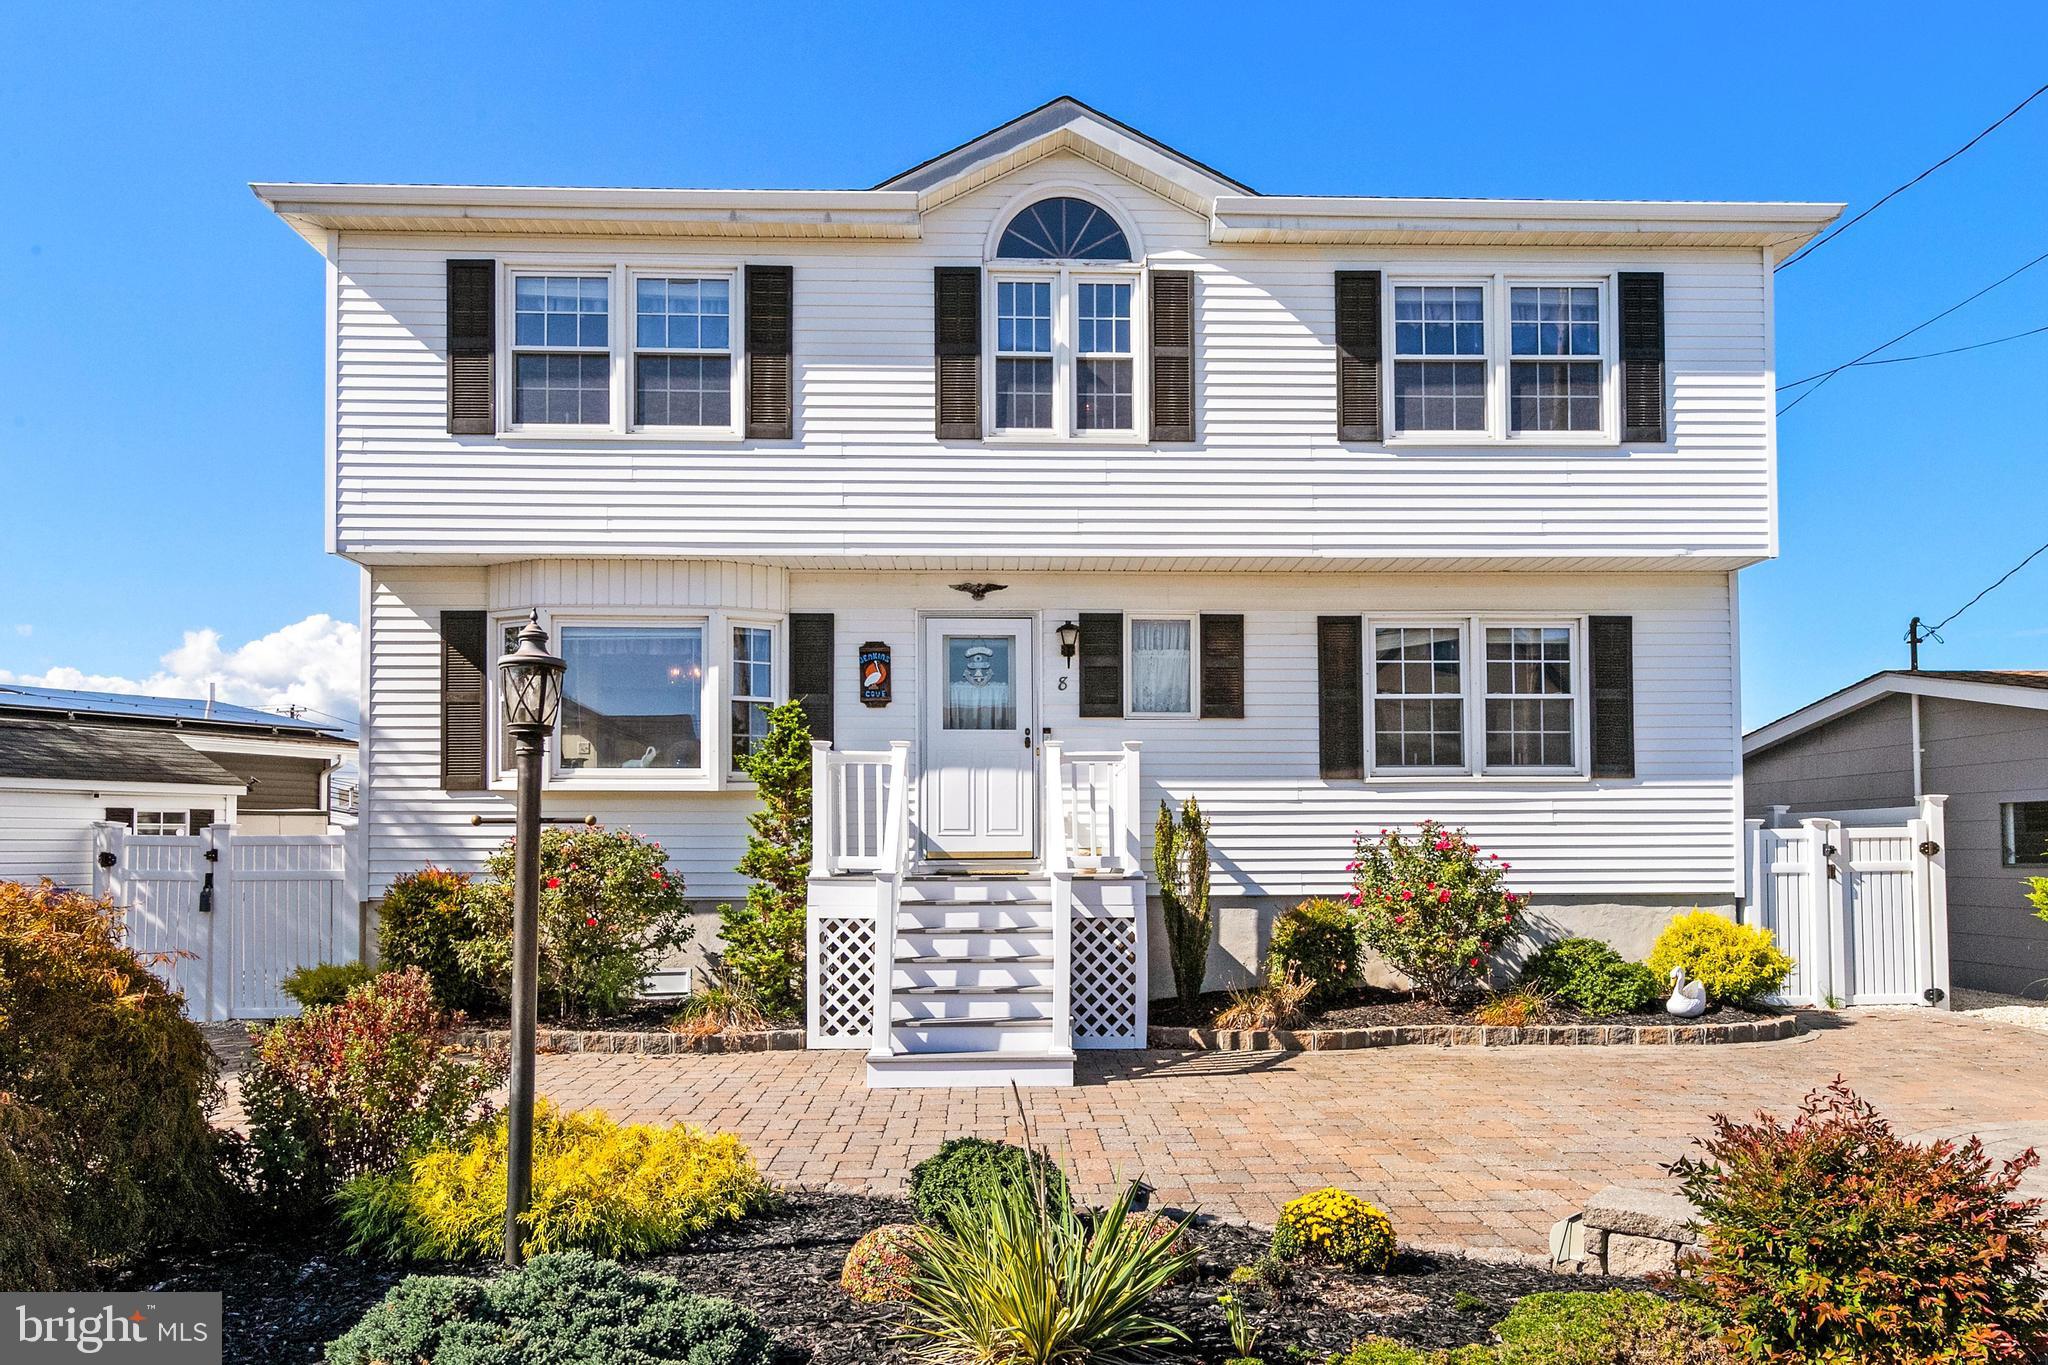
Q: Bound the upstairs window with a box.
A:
[513,275,610,425]
[995,197,1130,262]
[988,196,1140,438]
[634,277,733,429]
[994,280,1054,430]
[1510,285,1602,433]
[1393,285,1487,434]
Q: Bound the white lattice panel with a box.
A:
[1072,914,1141,1048]
[809,914,877,1048]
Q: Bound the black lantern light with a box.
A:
[498,611,566,734]
[1056,619,1080,666]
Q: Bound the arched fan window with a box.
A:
[995,197,1131,262]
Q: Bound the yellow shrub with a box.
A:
[1647,910,1793,1005]
[339,1101,773,1260]
[1270,1187,1396,1272]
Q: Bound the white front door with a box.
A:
[922,616,1035,859]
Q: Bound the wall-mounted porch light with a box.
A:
[1056,619,1080,667]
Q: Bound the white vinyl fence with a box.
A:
[92,822,361,1020]
[1742,794,1951,1009]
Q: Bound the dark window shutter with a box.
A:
[1589,615,1636,778]
[1149,270,1195,442]
[439,610,488,792]
[1199,613,1244,719]
[1619,272,1666,443]
[1078,612,1124,718]
[789,612,835,743]
[1335,270,1383,443]
[190,809,215,833]
[1317,615,1364,779]
[745,265,794,439]
[104,807,135,830]
[446,259,496,436]
[934,266,981,439]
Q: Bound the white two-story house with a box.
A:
[258,98,1836,1085]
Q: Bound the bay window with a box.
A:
[730,625,774,771]
[556,624,705,773]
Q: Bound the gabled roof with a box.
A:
[0,684,350,740]
[1744,670,2048,755]
[0,717,247,789]
[875,96,1254,216]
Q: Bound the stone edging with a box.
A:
[450,1027,804,1055]
[1146,1013,1802,1051]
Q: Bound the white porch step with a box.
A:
[896,903,1052,933]
[894,991,1054,1024]
[901,878,1050,905]
[887,1020,1060,1053]
[896,930,1049,961]
[866,1051,1074,1088]
[895,960,1053,991]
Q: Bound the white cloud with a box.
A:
[12,625,29,637]
[0,614,361,723]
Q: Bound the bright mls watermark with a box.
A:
[4,1294,220,1363]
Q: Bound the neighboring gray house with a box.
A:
[1744,670,2048,996]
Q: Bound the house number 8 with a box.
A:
[1057,675,1069,691]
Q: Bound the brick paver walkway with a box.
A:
[529,1010,2048,1256]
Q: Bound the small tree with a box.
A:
[714,698,813,1020]
[1155,797,1213,1004]
[1350,820,1521,1002]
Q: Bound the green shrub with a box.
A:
[339,1101,773,1261]
[840,1223,919,1304]
[374,866,483,1011]
[240,966,504,1218]
[1270,1187,1396,1272]
[1156,797,1214,1004]
[1328,1340,1437,1365]
[1329,1291,1730,1365]
[716,698,813,1019]
[901,1173,1193,1363]
[1672,1080,2048,1364]
[325,1250,773,1365]
[909,1137,1069,1228]
[1521,938,1662,1017]
[0,880,228,1289]
[459,826,694,1018]
[1646,911,1792,1005]
[1269,897,1359,1006]
[280,960,380,1010]
[1350,822,1523,1002]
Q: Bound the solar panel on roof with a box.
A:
[0,683,347,736]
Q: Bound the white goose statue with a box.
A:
[1665,966,1709,1019]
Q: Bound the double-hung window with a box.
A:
[634,276,733,429]
[729,625,775,772]
[1484,626,1577,769]
[555,623,706,775]
[1392,285,1487,434]
[1076,281,1134,431]
[1509,285,1603,433]
[989,195,1141,439]
[1372,625,1466,770]
[512,275,610,425]
[1129,617,1194,716]
[994,281,1055,431]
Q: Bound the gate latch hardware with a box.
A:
[198,870,216,914]
[1825,864,1839,881]
[1918,840,1941,857]
[96,850,117,869]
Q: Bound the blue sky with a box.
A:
[2,2,2044,729]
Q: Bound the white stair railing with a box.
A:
[868,742,912,1059]
[1051,740,1143,875]
[810,741,906,875]
[1042,741,1075,1055]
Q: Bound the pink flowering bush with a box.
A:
[458,825,693,1018]
[1348,820,1523,1001]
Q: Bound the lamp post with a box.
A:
[496,610,564,1267]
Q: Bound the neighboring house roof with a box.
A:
[1744,670,2048,755]
[0,684,350,741]
[0,716,247,789]
[251,97,1842,258]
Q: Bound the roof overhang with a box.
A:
[1744,671,2048,755]
[178,733,355,763]
[0,775,248,797]
[1211,197,1842,256]
[251,183,923,248]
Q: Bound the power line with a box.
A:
[1929,539,2048,634]
[1777,320,2048,390]
[1777,247,2048,415]
[1778,80,2048,272]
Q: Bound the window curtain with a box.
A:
[1131,619,1192,713]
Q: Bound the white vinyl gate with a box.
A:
[1742,795,1951,1009]
[93,822,360,1019]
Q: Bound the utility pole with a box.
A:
[1905,616,1926,671]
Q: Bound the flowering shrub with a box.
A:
[240,967,504,1217]
[1672,1080,2048,1363]
[840,1223,920,1303]
[1349,821,1522,1001]
[1268,897,1359,1006]
[1269,1187,1396,1272]
[1647,911,1792,1005]
[339,1101,774,1260]
[0,880,228,1288]
[374,866,482,1011]
[460,825,693,1018]
[1521,937,1662,1017]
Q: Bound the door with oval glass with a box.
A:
[921,616,1035,860]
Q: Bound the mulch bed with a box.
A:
[114,1191,1620,1363]
[1150,984,1783,1031]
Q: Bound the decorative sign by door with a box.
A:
[859,642,892,707]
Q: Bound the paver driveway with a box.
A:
[533,1010,2048,1256]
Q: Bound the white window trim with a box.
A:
[496,261,747,441]
[725,616,783,781]
[1379,273,1619,447]
[1125,613,1199,719]
[134,810,191,836]
[1479,618,1586,777]
[2003,801,2048,867]
[983,266,1149,442]
[626,267,741,438]
[1365,617,1473,777]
